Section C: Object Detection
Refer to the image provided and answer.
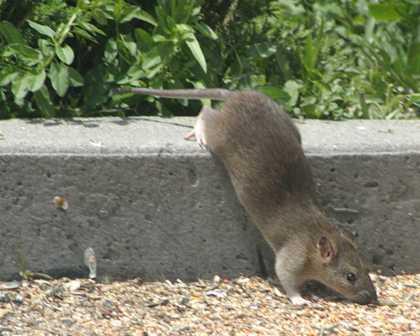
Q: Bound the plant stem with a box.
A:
[40,12,78,71]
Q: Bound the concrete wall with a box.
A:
[0,118,419,280]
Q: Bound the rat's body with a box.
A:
[120,87,378,305]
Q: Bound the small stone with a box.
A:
[84,247,97,279]
[46,285,65,299]
[61,319,74,327]
[249,303,259,310]
[235,277,250,285]
[272,287,283,298]
[110,319,122,328]
[53,196,68,210]
[180,297,190,305]
[213,275,221,284]
[147,299,169,308]
[0,281,21,290]
[380,299,398,307]
[13,294,24,305]
[0,308,11,319]
[205,289,226,298]
[64,279,81,292]
[0,292,11,303]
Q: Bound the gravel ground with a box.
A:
[0,273,418,336]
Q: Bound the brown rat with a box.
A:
[119,87,378,305]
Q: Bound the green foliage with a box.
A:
[0,0,419,119]
[214,0,420,119]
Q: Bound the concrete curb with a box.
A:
[0,118,419,280]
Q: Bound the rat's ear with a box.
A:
[317,236,336,263]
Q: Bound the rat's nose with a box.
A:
[357,290,378,305]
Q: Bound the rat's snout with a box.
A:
[353,272,378,305]
[355,289,378,305]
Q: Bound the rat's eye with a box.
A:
[346,272,357,283]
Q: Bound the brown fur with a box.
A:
[122,87,378,305]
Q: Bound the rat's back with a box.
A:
[202,91,316,220]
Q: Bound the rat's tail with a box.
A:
[114,87,232,101]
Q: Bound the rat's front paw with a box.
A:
[290,296,311,306]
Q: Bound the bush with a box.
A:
[0,0,419,119]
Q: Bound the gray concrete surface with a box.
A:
[0,118,419,281]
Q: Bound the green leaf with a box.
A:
[73,27,97,43]
[33,86,55,117]
[92,8,110,25]
[78,22,106,36]
[145,64,163,79]
[192,5,201,16]
[56,44,75,65]
[409,94,420,107]
[114,0,123,23]
[134,28,154,49]
[4,44,41,63]
[142,50,162,70]
[152,34,168,43]
[27,20,55,38]
[11,74,32,100]
[302,103,319,118]
[83,66,108,109]
[117,64,145,84]
[185,34,207,73]
[38,39,54,57]
[194,23,217,40]
[29,70,46,92]
[127,65,145,80]
[368,3,401,22]
[258,86,290,103]
[138,11,157,27]
[68,68,84,87]
[408,43,420,75]
[104,39,118,63]
[120,8,157,26]
[284,80,303,107]
[155,6,169,33]
[303,34,316,71]
[0,67,19,86]
[0,21,25,44]
[176,23,193,36]
[118,37,137,57]
[302,35,313,72]
[49,63,69,97]
[254,43,277,58]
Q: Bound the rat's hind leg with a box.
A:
[184,107,218,148]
